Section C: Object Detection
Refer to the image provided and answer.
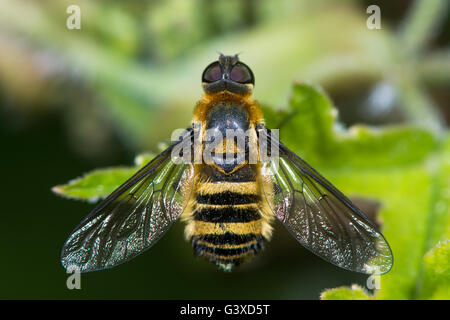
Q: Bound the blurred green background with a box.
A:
[0,0,448,299]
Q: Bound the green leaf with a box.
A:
[52,152,155,202]
[263,81,438,168]
[320,285,372,300]
[419,240,450,299]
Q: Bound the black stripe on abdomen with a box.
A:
[193,205,260,223]
[197,232,262,246]
[193,240,263,256]
[196,191,260,205]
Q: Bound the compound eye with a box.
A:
[230,62,254,84]
[202,62,222,83]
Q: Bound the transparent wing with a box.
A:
[61,140,194,273]
[259,130,393,274]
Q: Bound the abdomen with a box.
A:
[183,164,272,270]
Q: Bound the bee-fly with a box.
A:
[60,54,393,274]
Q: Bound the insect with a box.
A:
[61,54,393,274]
